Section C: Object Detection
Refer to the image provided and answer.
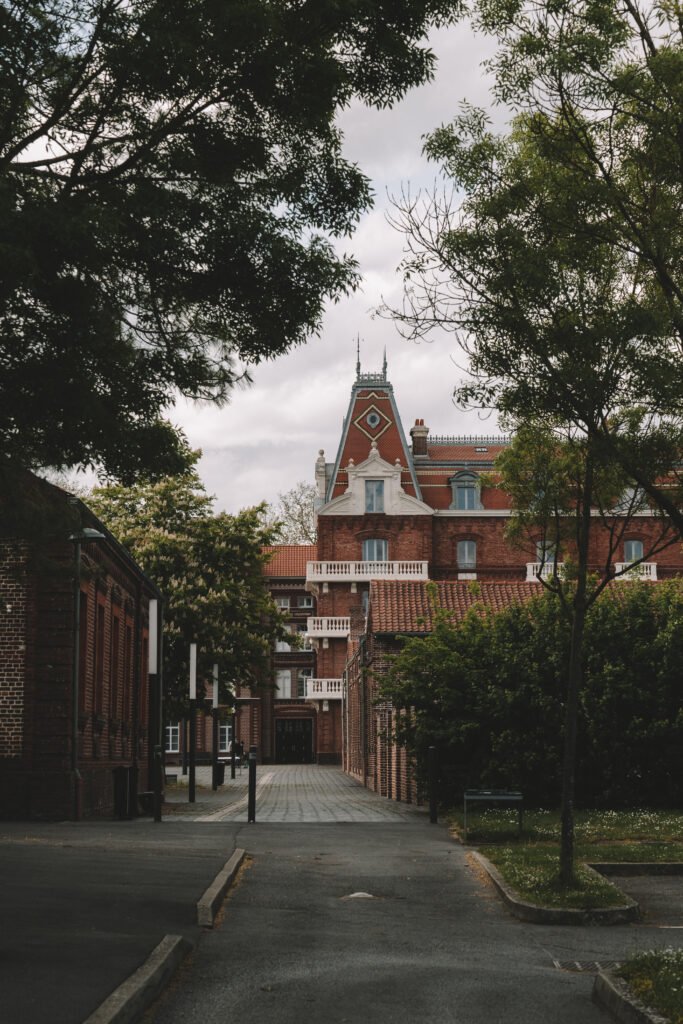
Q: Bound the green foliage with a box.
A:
[381,581,683,807]
[0,0,461,480]
[619,948,683,1024]
[480,845,625,910]
[87,453,286,715]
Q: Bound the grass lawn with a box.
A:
[618,947,683,1024]
[449,808,683,910]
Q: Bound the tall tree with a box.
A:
[388,107,681,883]
[0,0,461,480]
[466,0,683,526]
[496,421,675,883]
[264,481,318,544]
[87,455,287,715]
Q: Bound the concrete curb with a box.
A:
[471,851,639,925]
[83,934,192,1024]
[592,970,670,1024]
[197,847,246,927]
[590,862,683,877]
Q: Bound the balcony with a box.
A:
[306,560,428,584]
[614,562,657,581]
[306,678,344,700]
[526,562,565,582]
[306,616,351,638]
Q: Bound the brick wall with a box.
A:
[0,531,154,821]
[0,540,29,758]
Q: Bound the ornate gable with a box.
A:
[320,442,432,517]
[323,360,421,503]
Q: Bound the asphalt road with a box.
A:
[144,819,681,1024]
[3,767,682,1024]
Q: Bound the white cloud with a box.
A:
[174,20,507,513]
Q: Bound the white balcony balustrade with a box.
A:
[526,562,565,582]
[306,616,351,638]
[306,560,428,583]
[614,562,657,580]
[306,678,344,700]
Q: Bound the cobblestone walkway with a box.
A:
[163,764,419,823]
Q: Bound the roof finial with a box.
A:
[356,335,361,380]
[382,346,387,379]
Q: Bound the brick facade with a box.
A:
[0,480,158,821]
[311,364,683,802]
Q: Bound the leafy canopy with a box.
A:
[87,451,287,715]
[0,0,461,480]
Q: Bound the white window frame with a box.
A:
[275,669,291,699]
[275,624,292,653]
[536,540,557,566]
[457,539,477,570]
[297,595,313,609]
[365,479,385,513]
[362,538,388,561]
[450,472,481,511]
[219,723,233,752]
[296,623,313,650]
[296,668,312,697]
[624,539,644,564]
[275,595,290,610]
[165,723,180,753]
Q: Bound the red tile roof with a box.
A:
[369,580,541,634]
[426,444,508,462]
[262,545,316,578]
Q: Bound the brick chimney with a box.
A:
[410,419,429,458]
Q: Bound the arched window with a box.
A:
[624,539,643,563]
[450,472,481,511]
[536,540,557,565]
[362,538,388,561]
[457,540,477,570]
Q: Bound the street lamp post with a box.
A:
[188,643,197,803]
[69,527,105,821]
[211,664,219,791]
[148,598,163,823]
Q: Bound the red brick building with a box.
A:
[0,478,160,820]
[306,362,683,793]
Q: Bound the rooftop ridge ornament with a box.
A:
[354,335,388,384]
[429,435,511,446]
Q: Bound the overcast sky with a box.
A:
[174,20,507,514]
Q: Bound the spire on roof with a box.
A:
[355,335,361,380]
[382,347,387,378]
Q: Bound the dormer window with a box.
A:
[365,479,384,513]
[450,472,481,510]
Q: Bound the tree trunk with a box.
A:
[559,603,587,886]
[559,449,594,887]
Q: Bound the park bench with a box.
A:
[463,789,523,841]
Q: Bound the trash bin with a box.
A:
[215,763,225,786]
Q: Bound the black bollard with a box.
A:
[153,744,162,823]
[247,744,257,822]
[189,700,196,803]
[428,745,438,824]
[211,709,219,791]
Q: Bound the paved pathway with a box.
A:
[151,766,683,1024]
[164,764,416,822]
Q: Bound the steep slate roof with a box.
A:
[262,545,316,578]
[369,579,541,634]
